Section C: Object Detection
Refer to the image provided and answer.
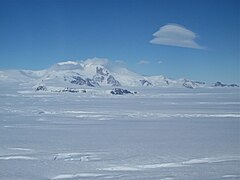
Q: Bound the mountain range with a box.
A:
[0,58,238,91]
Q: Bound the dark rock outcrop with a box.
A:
[36,85,47,91]
[110,88,133,95]
[214,81,239,87]
[228,84,239,87]
[62,88,79,93]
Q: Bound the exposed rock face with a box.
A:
[70,76,98,87]
[214,81,239,87]
[67,66,121,87]
[110,88,133,95]
[94,66,121,86]
[36,85,47,91]
[181,79,194,89]
[107,75,121,86]
[85,78,98,87]
[93,66,108,83]
[140,80,152,86]
[96,67,109,76]
[93,74,105,83]
[70,76,86,85]
[181,79,206,89]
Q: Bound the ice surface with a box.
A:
[0,156,37,160]
[222,175,240,179]
[0,84,239,179]
[50,173,105,179]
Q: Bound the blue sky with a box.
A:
[0,0,239,83]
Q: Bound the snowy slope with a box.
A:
[0,86,239,180]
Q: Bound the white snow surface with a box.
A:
[0,68,239,179]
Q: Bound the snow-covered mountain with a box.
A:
[0,58,238,90]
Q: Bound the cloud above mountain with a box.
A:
[138,60,150,65]
[150,24,205,49]
[82,57,109,66]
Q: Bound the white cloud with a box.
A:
[82,57,109,66]
[157,60,163,64]
[115,60,125,64]
[138,60,150,65]
[150,24,205,49]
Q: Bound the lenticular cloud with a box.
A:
[150,24,205,49]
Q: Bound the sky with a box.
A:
[0,0,239,83]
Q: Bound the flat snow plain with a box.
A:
[0,85,240,180]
